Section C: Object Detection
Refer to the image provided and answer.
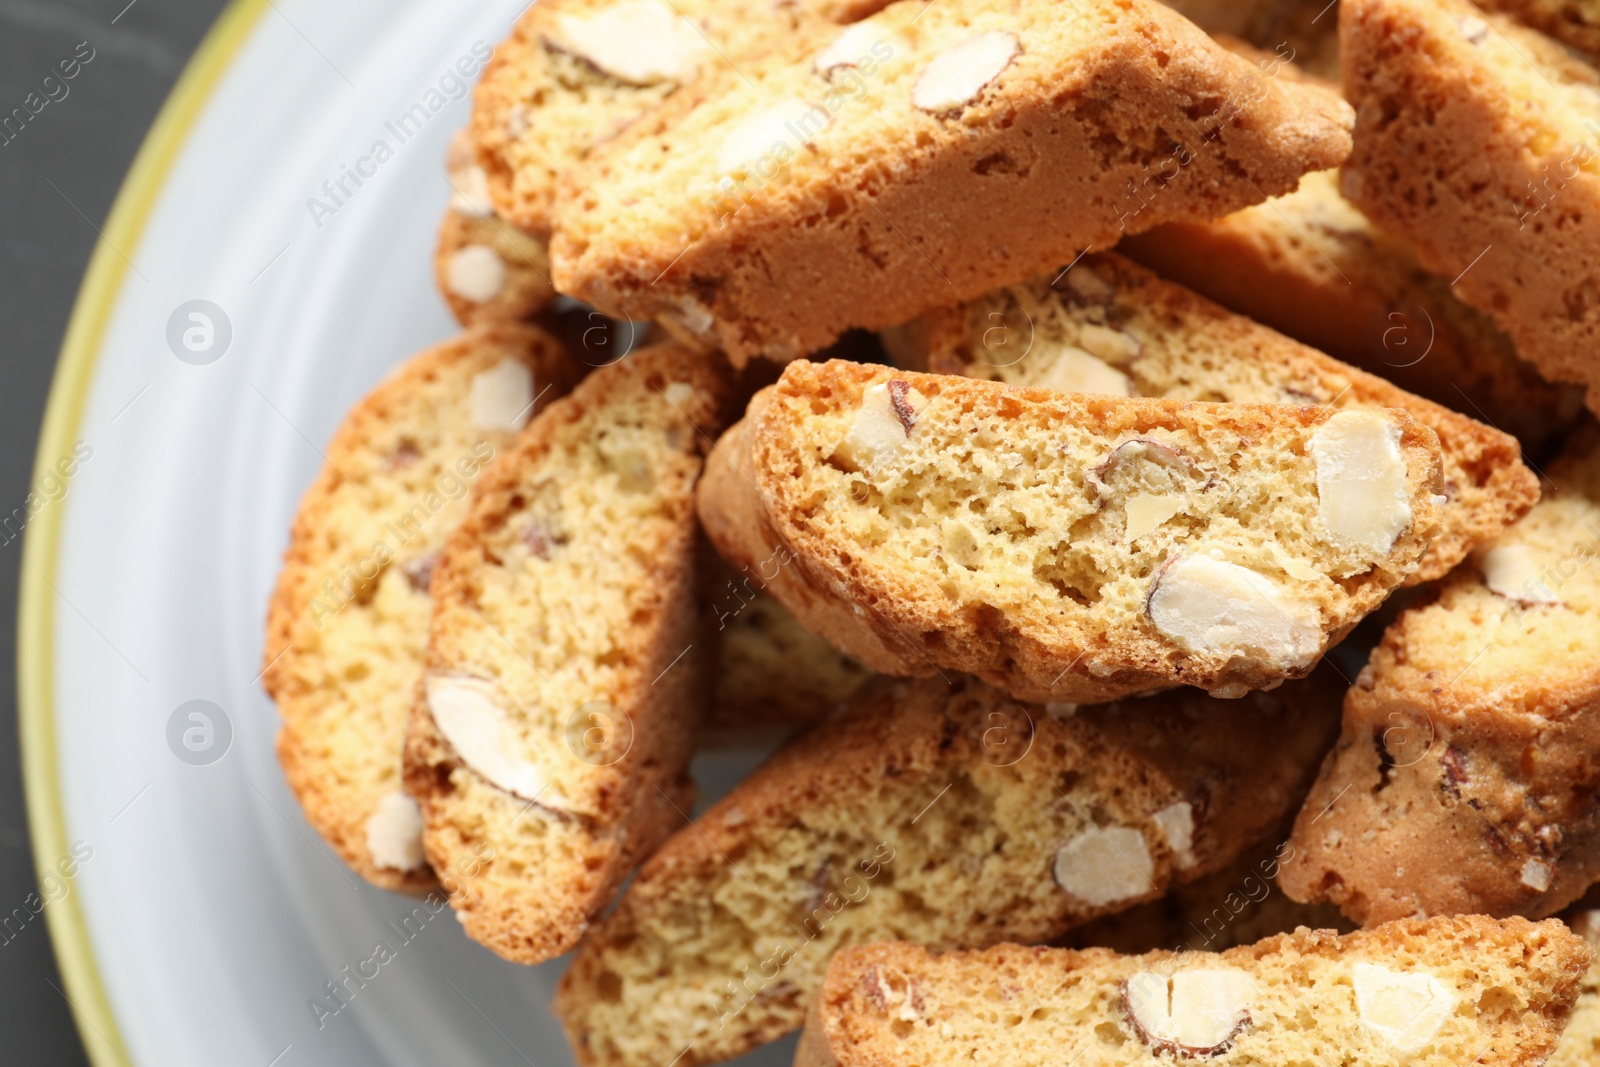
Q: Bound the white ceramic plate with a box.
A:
[21,3,785,1063]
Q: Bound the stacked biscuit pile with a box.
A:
[264,0,1600,1062]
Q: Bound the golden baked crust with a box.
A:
[1282,429,1600,926]
[401,342,733,962]
[552,0,1353,363]
[1121,169,1587,461]
[699,359,1445,703]
[262,324,582,891]
[1340,0,1600,418]
[555,670,1342,1067]
[886,251,1537,583]
[802,918,1592,1067]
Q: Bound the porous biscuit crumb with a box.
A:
[698,359,1444,703]
[556,670,1341,1067]
[402,342,732,962]
[802,918,1592,1067]
[886,251,1538,582]
[1282,428,1600,926]
[262,324,582,892]
[552,0,1352,363]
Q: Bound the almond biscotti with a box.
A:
[1341,0,1600,418]
[1280,428,1600,926]
[434,131,554,325]
[1552,905,1600,1067]
[1480,0,1600,56]
[886,251,1537,582]
[800,918,1592,1067]
[401,342,732,962]
[700,369,878,740]
[698,359,1445,703]
[470,0,882,241]
[551,0,1354,364]
[262,324,581,891]
[1062,834,1354,955]
[701,551,874,739]
[1121,169,1587,459]
[555,670,1342,1067]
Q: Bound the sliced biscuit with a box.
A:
[885,251,1538,582]
[1061,833,1355,955]
[471,0,882,240]
[551,0,1353,363]
[1122,169,1587,460]
[801,918,1591,1067]
[1341,0,1600,419]
[700,548,874,740]
[698,359,1445,703]
[1282,429,1600,925]
[1552,905,1600,1067]
[263,324,581,891]
[555,670,1342,1067]
[402,342,732,962]
[434,130,556,326]
[1480,0,1600,57]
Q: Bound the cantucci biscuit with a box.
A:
[1157,0,1287,38]
[263,324,581,891]
[1122,169,1586,460]
[699,364,878,740]
[700,548,873,740]
[885,252,1538,583]
[1552,905,1600,1067]
[1341,0,1600,420]
[551,0,1353,363]
[800,919,1591,1067]
[1281,429,1600,925]
[1480,0,1600,57]
[470,0,882,240]
[555,670,1341,1067]
[1062,834,1354,955]
[698,359,1445,703]
[401,342,732,962]
[434,131,555,325]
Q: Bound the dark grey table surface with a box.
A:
[2,1,227,1060]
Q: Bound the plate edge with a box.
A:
[17,2,276,1063]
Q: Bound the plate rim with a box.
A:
[17,2,274,1062]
